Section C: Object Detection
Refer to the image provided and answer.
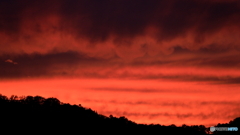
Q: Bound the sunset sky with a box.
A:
[0,0,240,127]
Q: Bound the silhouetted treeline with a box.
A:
[210,117,240,135]
[0,94,239,134]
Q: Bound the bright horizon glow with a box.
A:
[0,78,239,127]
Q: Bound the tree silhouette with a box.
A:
[0,93,238,134]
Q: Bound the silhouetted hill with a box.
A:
[0,94,239,134]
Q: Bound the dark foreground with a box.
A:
[0,94,239,134]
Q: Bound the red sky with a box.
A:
[0,0,240,126]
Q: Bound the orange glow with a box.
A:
[0,78,239,126]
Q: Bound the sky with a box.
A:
[0,0,240,126]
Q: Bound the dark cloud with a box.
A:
[0,0,240,54]
[89,88,163,93]
[0,51,105,79]
[99,110,240,121]
[82,99,240,107]
[1,50,240,84]
[59,0,240,41]
[1,0,240,81]
[131,74,240,84]
[131,46,240,68]
[60,0,240,43]
[60,0,160,40]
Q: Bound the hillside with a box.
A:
[0,94,238,134]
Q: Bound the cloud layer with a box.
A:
[1,0,240,81]
[0,0,240,126]
[0,0,240,57]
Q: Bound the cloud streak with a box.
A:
[1,50,240,85]
[4,59,18,65]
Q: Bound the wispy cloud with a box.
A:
[5,59,18,65]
